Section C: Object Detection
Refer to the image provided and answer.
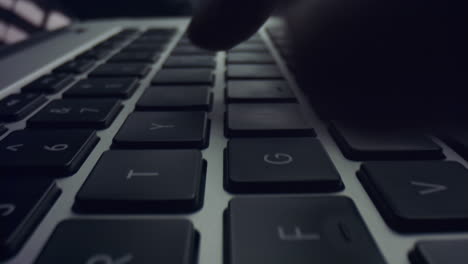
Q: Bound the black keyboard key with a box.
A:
[358,161,468,232]
[136,86,212,111]
[35,219,198,264]
[64,78,139,99]
[116,28,140,37]
[226,104,315,137]
[54,60,95,74]
[134,35,171,43]
[122,43,165,52]
[78,49,112,60]
[0,177,60,260]
[172,45,215,55]
[109,51,160,63]
[143,28,176,36]
[409,240,468,264]
[227,65,283,79]
[23,74,74,94]
[114,112,209,149]
[330,120,444,160]
[226,196,386,264]
[164,56,216,68]
[226,80,296,102]
[152,69,213,85]
[89,63,150,78]
[75,150,205,213]
[0,130,99,176]
[227,52,275,64]
[28,99,122,129]
[230,43,268,52]
[0,94,47,122]
[226,138,343,193]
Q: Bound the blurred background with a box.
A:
[0,0,194,46]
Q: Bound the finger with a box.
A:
[187,0,278,50]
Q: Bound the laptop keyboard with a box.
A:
[0,24,468,264]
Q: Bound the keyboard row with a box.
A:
[4,192,467,263]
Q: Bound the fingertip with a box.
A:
[187,0,277,51]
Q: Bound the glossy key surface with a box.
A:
[64,78,139,98]
[35,219,198,264]
[409,240,468,264]
[28,99,122,129]
[136,86,212,111]
[225,138,343,193]
[114,112,209,149]
[0,94,47,122]
[75,150,205,213]
[0,130,99,177]
[226,196,386,264]
[226,104,315,137]
[152,69,213,85]
[358,161,468,232]
[0,177,60,260]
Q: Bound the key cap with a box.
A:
[109,51,160,63]
[35,219,198,264]
[226,80,296,102]
[227,65,283,79]
[122,43,165,52]
[227,52,275,64]
[54,60,95,74]
[28,99,122,129]
[152,69,213,85]
[143,28,176,36]
[409,240,468,264]
[226,196,386,264]
[113,112,209,149]
[136,86,212,111]
[226,104,315,137]
[230,43,268,52]
[330,120,444,160]
[78,49,112,60]
[0,94,47,122]
[64,78,139,99]
[358,161,468,232]
[23,74,74,94]
[164,56,216,68]
[134,35,172,43]
[172,45,215,55]
[94,41,123,51]
[226,138,343,193]
[0,177,60,260]
[89,63,150,78]
[0,130,99,176]
[75,150,205,213]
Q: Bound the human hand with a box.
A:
[188,0,468,120]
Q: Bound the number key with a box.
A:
[23,74,74,94]
[28,99,122,129]
[0,94,47,122]
[0,177,60,260]
[64,78,139,99]
[0,130,99,177]
[89,63,151,78]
